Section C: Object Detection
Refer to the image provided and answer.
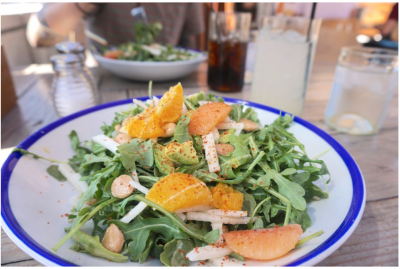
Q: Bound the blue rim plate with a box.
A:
[1,97,366,266]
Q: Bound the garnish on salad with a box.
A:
[14,82,330,266]
[103,22,199,62]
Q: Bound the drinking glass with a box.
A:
[207,12,252,92]
[251,16,321,116]
[325,47,398,135]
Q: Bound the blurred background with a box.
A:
[1,2,397,68]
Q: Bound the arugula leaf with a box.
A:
[219,136,252,179]
[110,216,187,262]
[173,115,191,144]
[252,218,264,229]
[229,104,242,122]
[160,239,195,266]
[230,252,245,261]
[118,139,154,173]
[242,193,256,216]
[204,229,220,244]
[139,232,155,263]
[46,165,67,182]
[81,154,112,168]
[259,163,306,211]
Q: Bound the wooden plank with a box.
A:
[1,229,37,265]
[2,259,42,267]
[319,198,398,266]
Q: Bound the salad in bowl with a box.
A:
[15,83,330,266]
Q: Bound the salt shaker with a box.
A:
[50,54,98,117]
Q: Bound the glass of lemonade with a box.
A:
[325,47,398,135]
[251,16,321,116]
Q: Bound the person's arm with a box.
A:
[26,3,99,47]
[180,3,205,50]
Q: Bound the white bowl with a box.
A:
[1,97,366,266]
[93,51,207,81]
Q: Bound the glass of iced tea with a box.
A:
[207,12,252,92]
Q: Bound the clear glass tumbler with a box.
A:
[325,47,398,135]
[250,16,321,116]
[207,12,252,92]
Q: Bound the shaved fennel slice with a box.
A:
[58,163,88,193]
[132,99,148,109]
[129,180,149,194]
[186,244,233,261]
[201,209,248,217]
[120,201,148,223]
[92,134,119,154]
[186,212,256,224]
[202,132,220,173]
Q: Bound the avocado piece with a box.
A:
[154,144,175,175]
[187,91,205,106]
[165,141,199,165]
[219,129,235,144]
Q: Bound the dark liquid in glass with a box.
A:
[207,40,248,92]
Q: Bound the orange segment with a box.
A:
[210,183,244,211]
[145,173,213,213]
[127,113,164,139]
[103,50,124,59]
[188,103,232,135]
[223,224,303,260]
[156,83,184,124]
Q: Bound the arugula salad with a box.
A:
[103,22,199,62]
[15,83,330,266]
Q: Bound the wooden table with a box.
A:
[1,51,398,266]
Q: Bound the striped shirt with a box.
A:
[86,3,205,47]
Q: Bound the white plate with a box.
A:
[1,97,365,266]
[94,51,207,81]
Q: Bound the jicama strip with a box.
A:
[132,99,148,109]
[120,201,148,223]
[181,102,188,114]
[92,134,119,154]
[186,244,233,261]
[141,45,162,56]
[129,180,149,194]
[211,127,220,143]
[211,223,224,246]
[202,132,220,173]
[58,163,88,193]
[201,209,248,217]
[221,116,235,123]
[176,212,186,221]
[198,101,234,106]
[216,122,244,130]
[186,212,257,224]
[175,204,213,213]
[153,96,160,106]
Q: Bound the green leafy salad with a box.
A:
[15,84,330,266]
[103,22,199,62]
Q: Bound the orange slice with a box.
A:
[210,183,244,211]
[145,173,213,213]
[223,224,303,260]
[188,103,232,135]
[156,83,184,124]
[127,113,164,139]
